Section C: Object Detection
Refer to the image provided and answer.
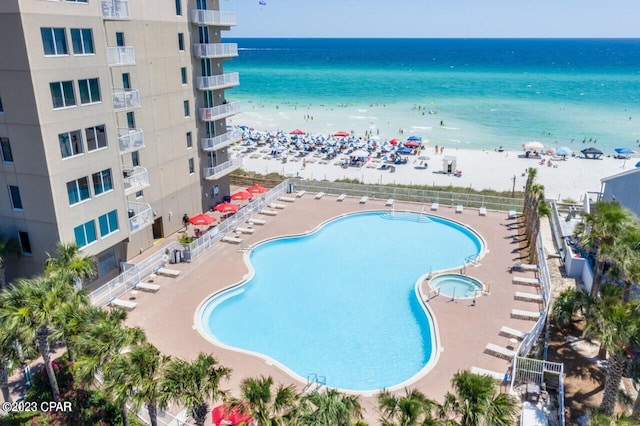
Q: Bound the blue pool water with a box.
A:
[199,211,483,391]
[430,274,484,299]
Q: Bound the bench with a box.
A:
[295,190,306,198]
[135,282,161,293]
[385,198,394,206]
[484,343,515,360]
[269,203,286,209]
[222,235,243,244]
[512,276,541,286]
[499,326,527,340]
[337,193,346,202]
[514,291,544,302]
[511,309,542,321]
[247,218,266,225]
[110,298,137,311]
[456,205,464,214]
[259,209,278,216]
[279,196,296,202]
[359,196,369,204]
[157,267,181,278]
[235,227,254,234]
[471,366,508,381]
[508,210,517,219]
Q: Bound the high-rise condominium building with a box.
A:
[0,0,241,285]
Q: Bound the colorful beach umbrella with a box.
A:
[213,202,239,213]
[334,131,350,137]
[615,147,634,155]
[230,190,252,201]
[404,141,420,148]
[556,147,572,157]
[289,129,306,135]
[212,402,253,426]
[407,135,422,141]
[389,138,400,145]
[246,184,268,194]
[188,213,217,226]
[523,141,544,151]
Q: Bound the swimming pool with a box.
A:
[198,211,484,391]
[429,274,484,299]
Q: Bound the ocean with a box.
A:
[223,38,640,152]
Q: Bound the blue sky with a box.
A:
[223,0,640,38]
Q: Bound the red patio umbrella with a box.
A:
[289,128,306,135]
[404,141,420,148]
[389,138,400,145]
[213,202,239,213]
[334,131,350,137]
[212,402,253,426]
[188,213,217,226]
[246,184,268,194]
[230,190,252,201]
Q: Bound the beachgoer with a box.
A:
[440,120,444,126]
[182,213,189,231]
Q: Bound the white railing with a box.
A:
[118,129,145,155]
[196,72,239,91]
[113,89,140,110]
[101,0,129,19]
[127,202,153,233]
[123,167,150,195]
[202,156,243,180]
[192,43,238,59]
[106,46,135,66]
[199,101,240,121]
[201,129,243,151]
[190,9,237,26]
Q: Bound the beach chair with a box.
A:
[512,276,541,286]
[279,196,296,202]
[295,190,306,198]
[235,227,255,234]
[512,263,539,272]
[431,202,439,211]
[337,193,346,202]
[456,204,463,214]
[110,298,137,311]
[511,309,541,321]
[157,267,181,278]
[248,218,266,225]
[359,196,369,204]
[479,206,487,216]
[508,210,517,219]
[385,198,394,206]
[499,326,527,340]
[135,282,161,293]
[222,235,243,244]
[514,291,544,302]
[260,209,278,216]
[269,203,286,209]
[484,343,516,360]
[470,366,508,381]
[315,192,325,200]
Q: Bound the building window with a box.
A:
[67,177,90,205]
[96,248,117,277]
[131,151,140,167]
[1,138,13,163]
[175,0,182,15]
[66,0,89,3]
[41,27,68,56]
[86,125,107,151]
[50,81,76,109]
[18,231,32,255]
[186,131,192,148]
[98,209,119,237]
[126,111,136,129]
[116,32,125,47]
[8,186,23,210]
[122,73,131,90]
[197,0,207,10]
[181,67,188,85]
[188,158,194,174]
[78,78,101,104]
[70,28,94,54]
[0,95,4,113]
[178,33,185,51]
[74,220,97,248]
[59,130,84,158]
[183,100,190,117]
[92,169,113,196]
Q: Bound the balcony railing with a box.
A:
[201,130,243,151]
[199,101,240,121]
[118,129,145,155]
[123,167,150,196]
[192,43,238,59]
[202,157,243,180]
[106,46,135,66]
[127,202,153,233]
[101,0,130,20]
[190,9,237,26]
[113,89,140,111]
[196,72,239,91]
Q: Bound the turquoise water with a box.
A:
[200,211,483,391]
[225,38,640,151]
[430,274,483,299]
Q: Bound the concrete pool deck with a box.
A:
[123,193,540,424]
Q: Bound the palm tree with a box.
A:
[0,325,30,403]
[49,290,92,362]
[237,375,297,425]
[104,343,170,426]
[574,201,635,297]
[0,232,20,289]
[44,242,95,290]
[441,370,517,426]
[159,353,231,426]
[588,409,638,425]
[377,388,438,426]
[608,222,640,304]
[295,388,363,426]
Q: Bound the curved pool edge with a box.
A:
[193,209,484,394]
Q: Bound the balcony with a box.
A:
[101,0,130,20]
[118,129,145,155]
[127,202,153,234]
[192,43,238,59]
[106,46,135,66]
[123,167,150,196]
[190,9,237,26]
[202,157,243,180]
[196,72,239,91]
[199,101,240,122]
[201,130,243,151]
[113,89,140,111]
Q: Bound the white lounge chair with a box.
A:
[315,192,325,199]
[337,193,346,201]
[511,309,541,321]
[508,210,517,219]
[484,343,516,360]
[479,207,487,216]
[359,196,369,204]
[135,282,161,293]
[386,198,394,206]
[499,326,527,340]
[471,366,508,381]
[235,227,255,234]
[110,298,137,311]
[157,267,181,278]
[512,263,540,272]
[456,204,463,213]
[222,235,243,244]
[248,218,266,225]
[296,190,306,198]
[512,276,541,286]
[515,291,544,302]
[269,203,286,209]
[260,209,278,216]
[431,202,439,211]
[279,196,296,202]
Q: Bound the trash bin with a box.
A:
[171,249,181,264]
[182,250,192,263]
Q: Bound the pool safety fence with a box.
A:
[89,180,290,307]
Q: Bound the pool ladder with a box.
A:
[461,254,479,275]
[302,374,326,394]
